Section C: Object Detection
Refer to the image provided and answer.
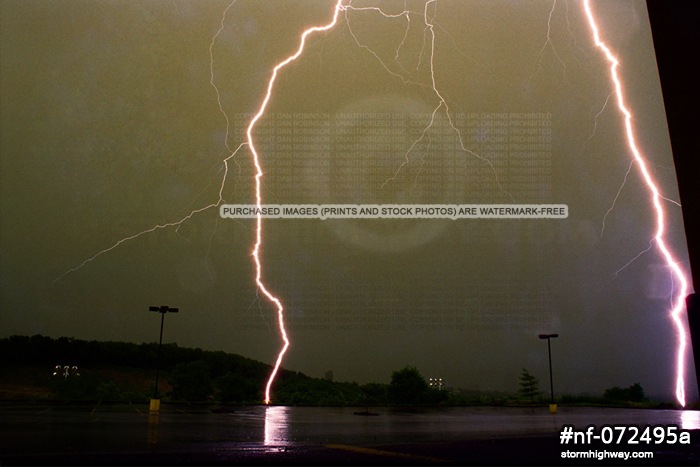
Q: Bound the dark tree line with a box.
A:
[1,335,448,406]
[2,335,651,406]
[603,383,647,403]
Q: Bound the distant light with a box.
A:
[429,377,444,390]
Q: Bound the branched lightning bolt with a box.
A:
[343,5,430,88]
[53,0,691,409]
[412,137,432,191]
[54,0,342,404]
[54,1,249,286]
[584,90,623,242]
[583,0,689,407]
[600,158,633,239]
[53,141,246,284]
[583,91,615,155]
[526,0,567,90]
[351,0,511,200]
[247,0,344,405]
[538,0,566,73]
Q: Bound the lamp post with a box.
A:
[149,305,178,412]
[538,333,558,413]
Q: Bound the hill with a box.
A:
[0,334,379,405]
[1,335,679,409]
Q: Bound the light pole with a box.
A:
[149,305,178,412]
[538,333,558,413]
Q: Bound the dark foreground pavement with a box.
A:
[3,404,699,466]
[3,433,699,466]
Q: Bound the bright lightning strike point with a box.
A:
[583,0,690,407]
[246,0,344,405]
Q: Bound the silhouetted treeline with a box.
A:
[603,383,647,403]
[0,335,447,406]
[1,334,269,376]
[1,335,658,407]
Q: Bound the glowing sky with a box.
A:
[1,0,697,402]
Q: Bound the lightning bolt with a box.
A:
[53,142,245,284]
[583,0,690,407]
[53,1,248,285]
[247,0,344,405]
[531,0,566,80]
[52,0,343,404]
[347,1,511,199]
[53,0,692,408]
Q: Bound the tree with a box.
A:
[518,368,541,404]
[626,383,646,402]
[604,383,646,403]
[388,365,431,405]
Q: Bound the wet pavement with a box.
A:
[1,403,699,465]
